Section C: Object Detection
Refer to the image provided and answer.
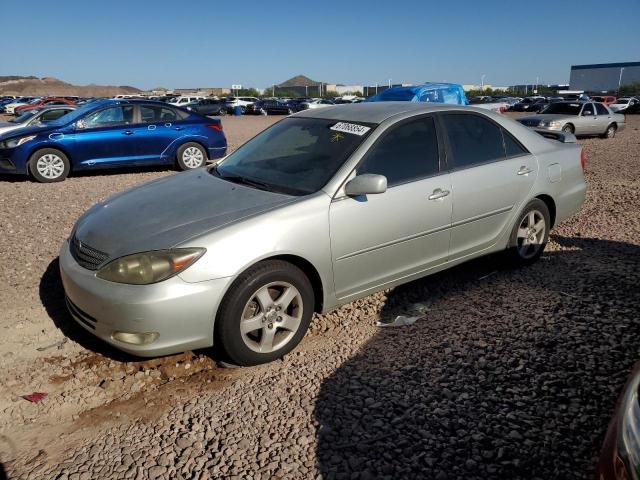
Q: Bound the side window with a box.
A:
[83,106,134,128]
[442,113,505,169]
[357,116,439,187]
[581,104,594,116]
[140,106,160,123]
[595,103,609,116]
[502,128,528,158]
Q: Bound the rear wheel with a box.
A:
[602,123,616,139]
[214,260,314,366]
[176,142,207,170]
[505,199,550,266]
[29,148,70,183]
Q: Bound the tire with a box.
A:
[562,124,574,134]
[504,199,550,267]
[176,142,207,170]
[287,108,294,115]
[260,108,267,116]
[218,108,226,116]
[214,260,314,366]
[28,148,70,183]
[602,123,616,139]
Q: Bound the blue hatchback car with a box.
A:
[0,99,227,182]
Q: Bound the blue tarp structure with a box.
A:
[366,83,469,105]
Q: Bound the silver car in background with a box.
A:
[517,101,625,138]
[60,103,587,366]
[0,105,76,136]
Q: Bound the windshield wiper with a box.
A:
[211,166,274,192]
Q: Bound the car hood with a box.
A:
[73,169,297,260]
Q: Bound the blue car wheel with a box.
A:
[29,148,71,183]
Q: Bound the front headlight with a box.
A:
[96,248,205,285]
[0,135,36,149]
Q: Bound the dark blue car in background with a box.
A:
[0,99,227,182]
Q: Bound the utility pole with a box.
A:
[618,67,625,95]
[481,74,486,91]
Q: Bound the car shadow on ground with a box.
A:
[314,235,640,480]
[0,165,176,183]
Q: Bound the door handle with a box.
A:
[517,166,533,176]
[428,188,450,200]
[174,126,184,131]
[122,130,134,135]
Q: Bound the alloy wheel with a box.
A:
[516,210,546,259]
[240,282,303,354]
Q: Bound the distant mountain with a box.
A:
[277,75,325,87]
[0,76,142,97]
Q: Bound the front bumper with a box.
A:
[59,240,232,357]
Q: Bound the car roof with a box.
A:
[294,102,483,124]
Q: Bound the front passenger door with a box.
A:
[579,103,598,134]
[329,116,452,300]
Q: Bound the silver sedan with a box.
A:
[517,101,625,138]
[60,103,587,365]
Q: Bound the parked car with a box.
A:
[510,97,549,112]
[244,100,271,115]
[224,97,260,113]
[366,83,468,105]
[591,95,617,106]
[60,103,586,366]
[169,96,206,107]
[517,101,625,138]
[597,361,640,480]
[609,97,639,113]
[299,99,335,110]
[0,105,77,136]
[0,99,226,182]
[14,97,76,115]
[3,97,39,114]
[184,98,227,116]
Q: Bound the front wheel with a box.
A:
[505,199,550,266]
[562,124,574,134]
[29,148,70,183]
[214,260,314,366]
[176,142,207,170]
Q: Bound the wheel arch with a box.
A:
[535,194,556,228]
[26,144,74,174]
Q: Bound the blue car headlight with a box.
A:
[0,135,36,149]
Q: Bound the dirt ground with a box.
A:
[0,113,638,479]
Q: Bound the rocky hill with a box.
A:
[0,76,142,97]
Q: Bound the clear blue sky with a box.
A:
[2,0,639,90]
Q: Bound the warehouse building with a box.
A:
[569,62,640,92]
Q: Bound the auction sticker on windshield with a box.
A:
[330,122,371,136]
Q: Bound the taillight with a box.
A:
[580,148,585,171]
[206,123,223,132]
[499,106,505,113]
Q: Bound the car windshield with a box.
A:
[213,117,375,196]
[46,102,101,126]
[539,103,582,115]
[9,110,39,123]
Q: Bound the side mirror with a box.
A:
[345,174,387,196]
[75,119,86,130]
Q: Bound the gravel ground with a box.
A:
[0,113,638,479]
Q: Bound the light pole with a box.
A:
[388,78,392,89]
[481,74,486,91]
[618,67,625,95]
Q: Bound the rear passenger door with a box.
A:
[441,112,537,260]
[593,103,612,134]
[135,105,183,163]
